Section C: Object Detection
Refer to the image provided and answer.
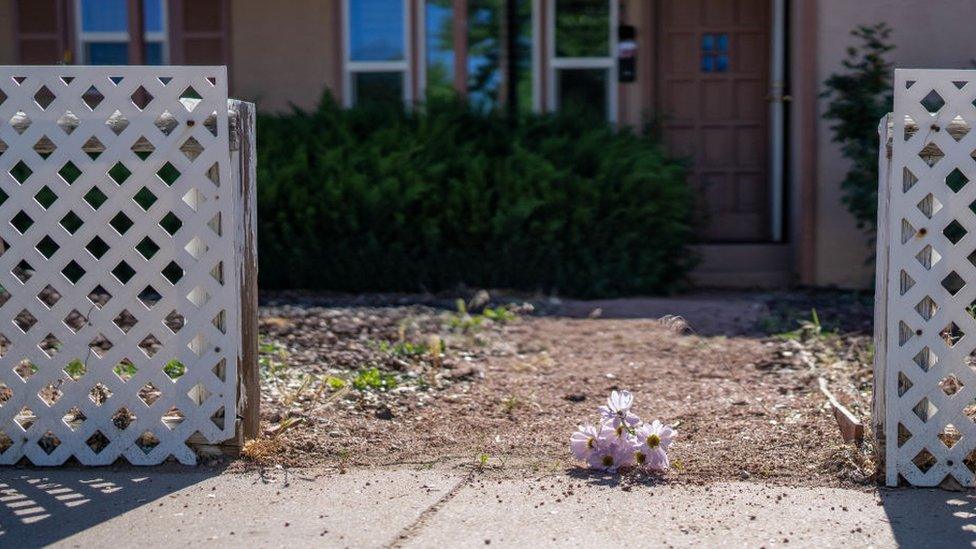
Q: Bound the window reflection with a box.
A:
[555,0,609,58]
[426,0,455,101]
[350,0,405,61]
[79,0,166,65]
[467,0,531,112]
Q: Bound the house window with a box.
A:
[343,0,412,107]
[76,0,168,65]
[547,0,617,121]
[424,0,455,102]
[465,0,532,112]
[701,33,729,73]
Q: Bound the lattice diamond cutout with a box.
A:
[950,116,972,141]
[947,168,969,193]
[0,67,238,466]
[942,271,965,295]
[920,142,946,167]
[944,220,967,245]
[942,322,965,347]
[921,89,946,113]
[82,85,104,110]
[940,375,964,397]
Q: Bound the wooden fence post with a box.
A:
[873,113,893,475]
[231,99,260,445]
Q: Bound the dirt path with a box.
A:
[250,296,873,488]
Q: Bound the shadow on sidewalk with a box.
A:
[881,487,976,547]
[0,464,223,548]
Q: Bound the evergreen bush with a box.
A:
[256,96,695,297]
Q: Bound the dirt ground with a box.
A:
[244,291,877,488]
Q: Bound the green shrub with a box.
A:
[256,95,695,298]
[822,23,895,235]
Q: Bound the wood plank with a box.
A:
[232,99,261,442]
[874,113,892,483]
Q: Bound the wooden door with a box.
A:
[657,0,770,242]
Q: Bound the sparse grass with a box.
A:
[773,309,832,342]
[446,298,521,333]
[377,340,429,358]
[501,394,521,414]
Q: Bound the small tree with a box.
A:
[821,23,895,235]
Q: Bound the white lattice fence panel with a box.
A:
[883,69,976,486]
[0,66,239,465]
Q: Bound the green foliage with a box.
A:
[64,359,86,380]
[821,23,895,234]
[352,367,398,391]
[325,376,347,390]
[774,309,828,341]
[378,340,429,358]
[256,95,695,298]
[164,359,185,379]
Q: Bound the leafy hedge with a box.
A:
[255,96,696,298]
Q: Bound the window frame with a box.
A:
[74,0,170,65]
[544,0,617,122]
[342,0,414,108]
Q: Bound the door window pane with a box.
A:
[350,0,405,61]
[557,68,606,119]
[81,0,128,32]
[426,0,455,101]
[144,0,164,33]
[87,42,129,65]
[145,42,164,65]
[354,72,404,106]
[555,0,609,58]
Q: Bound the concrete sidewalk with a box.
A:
[1,464,974,548]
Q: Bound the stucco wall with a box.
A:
[230,0,341,113]
[0,0,15,65]
[814,0,976,288]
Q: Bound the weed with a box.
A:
[446,297,521,333]
[775,309,831,342]
[352,367,398,391]
[501,394,521,414]
[377,340,429,358]
[325,376,346,390]
[477,453,490,470]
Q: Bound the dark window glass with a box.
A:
[354,72,404,105]
[557,68,606,119]
[426,0,456,101]
[701,33,729,73]
[87,42,128,65]
[555,0,609,58]
[350,0,405,61]
[145,42,164,65]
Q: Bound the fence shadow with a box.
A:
[881,487,976,547]
[0,463,224,548]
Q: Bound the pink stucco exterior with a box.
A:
[813,0,976,288]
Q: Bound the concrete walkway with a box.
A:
[3,464,975,548]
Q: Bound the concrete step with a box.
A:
[689,243,794,288]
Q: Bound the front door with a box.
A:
[657,0,771,242]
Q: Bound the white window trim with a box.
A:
[342,0,414,108]
[74,0,169,64]
[545,0,617,123]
